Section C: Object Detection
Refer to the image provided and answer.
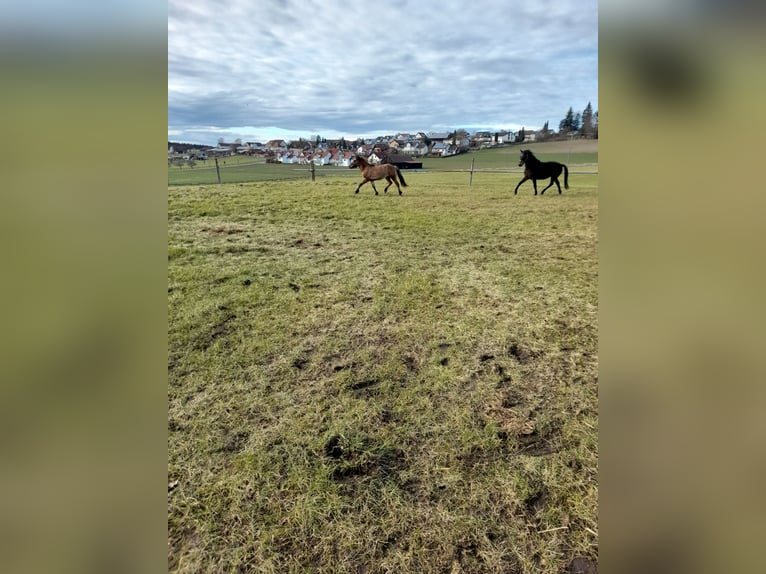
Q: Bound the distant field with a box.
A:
[168,170,598,573]
[168,140,598,186]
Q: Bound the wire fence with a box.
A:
[168,155,598,187]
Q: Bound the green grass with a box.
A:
[168,140,598,186]
[168,170,598,573]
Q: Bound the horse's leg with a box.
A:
[354,179,367,194]
[370,180,379,195]
[394,176,402,195]
[384,177,393,193]
[532,179,538,195]
[555,177,562,194]
[540,178,555,195]
[514,176,528,195]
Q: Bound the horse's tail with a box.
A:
[396,167,408,187]
[563,163,569,189]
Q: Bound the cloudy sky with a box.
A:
[168,0,597,146]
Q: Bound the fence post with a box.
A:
[310,161,315,182]
[215,157,222,184]
[469,158,475,186]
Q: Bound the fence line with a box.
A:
[168,158,598,185]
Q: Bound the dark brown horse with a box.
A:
[514,149,569,195]
[349,155,408,195]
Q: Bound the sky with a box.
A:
[168,0,597,146]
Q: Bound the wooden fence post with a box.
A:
[215,157,222,184]
[310,161,315,182]
[469,158,475,186]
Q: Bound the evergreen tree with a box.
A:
[516,127,526,143]
[539,120,550,141]
[593,110,598,139]
[581,102,594,138]
[559,107,575,133]
[574,112,582,132]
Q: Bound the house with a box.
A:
[368,152,384,164]
[427,132,449,142]
[430,142,448,156]
[265,139,287,151]
[313,150,333,166]
[401,141,428,157]
[334,151,356,167]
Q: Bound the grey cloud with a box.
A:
[169,0,597,144]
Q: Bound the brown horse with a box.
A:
[349,155,408,195]
[514,149,569,195]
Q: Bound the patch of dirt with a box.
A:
[203,227,244,234]
[292,357,309,370]
[518,424,561,456]
[324,435,344,458]
[197,312,236,349]
[524,488,549,514]
[495,363,511,382]
[508,343,534,364]
[324,435,405,483]
[403,355,418,373]
[218,431,250,453]
[567,556,597,574]
[349,379,379,392]
[501,390,525,408]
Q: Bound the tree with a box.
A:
[593,110,598,139]
[539,121,550,141]
[580,102,594,138]
[559,107,575,133]
[516,127,526,143]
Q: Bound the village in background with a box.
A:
[169,104,598,168]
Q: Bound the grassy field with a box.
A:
[168,140,598,186]
[168,168,598,573]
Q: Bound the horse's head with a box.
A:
[518,149,528,167]
[349,156,359,169]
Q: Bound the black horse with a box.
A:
[514,149,569,195]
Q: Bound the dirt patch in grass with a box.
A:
[567,556,598,574]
